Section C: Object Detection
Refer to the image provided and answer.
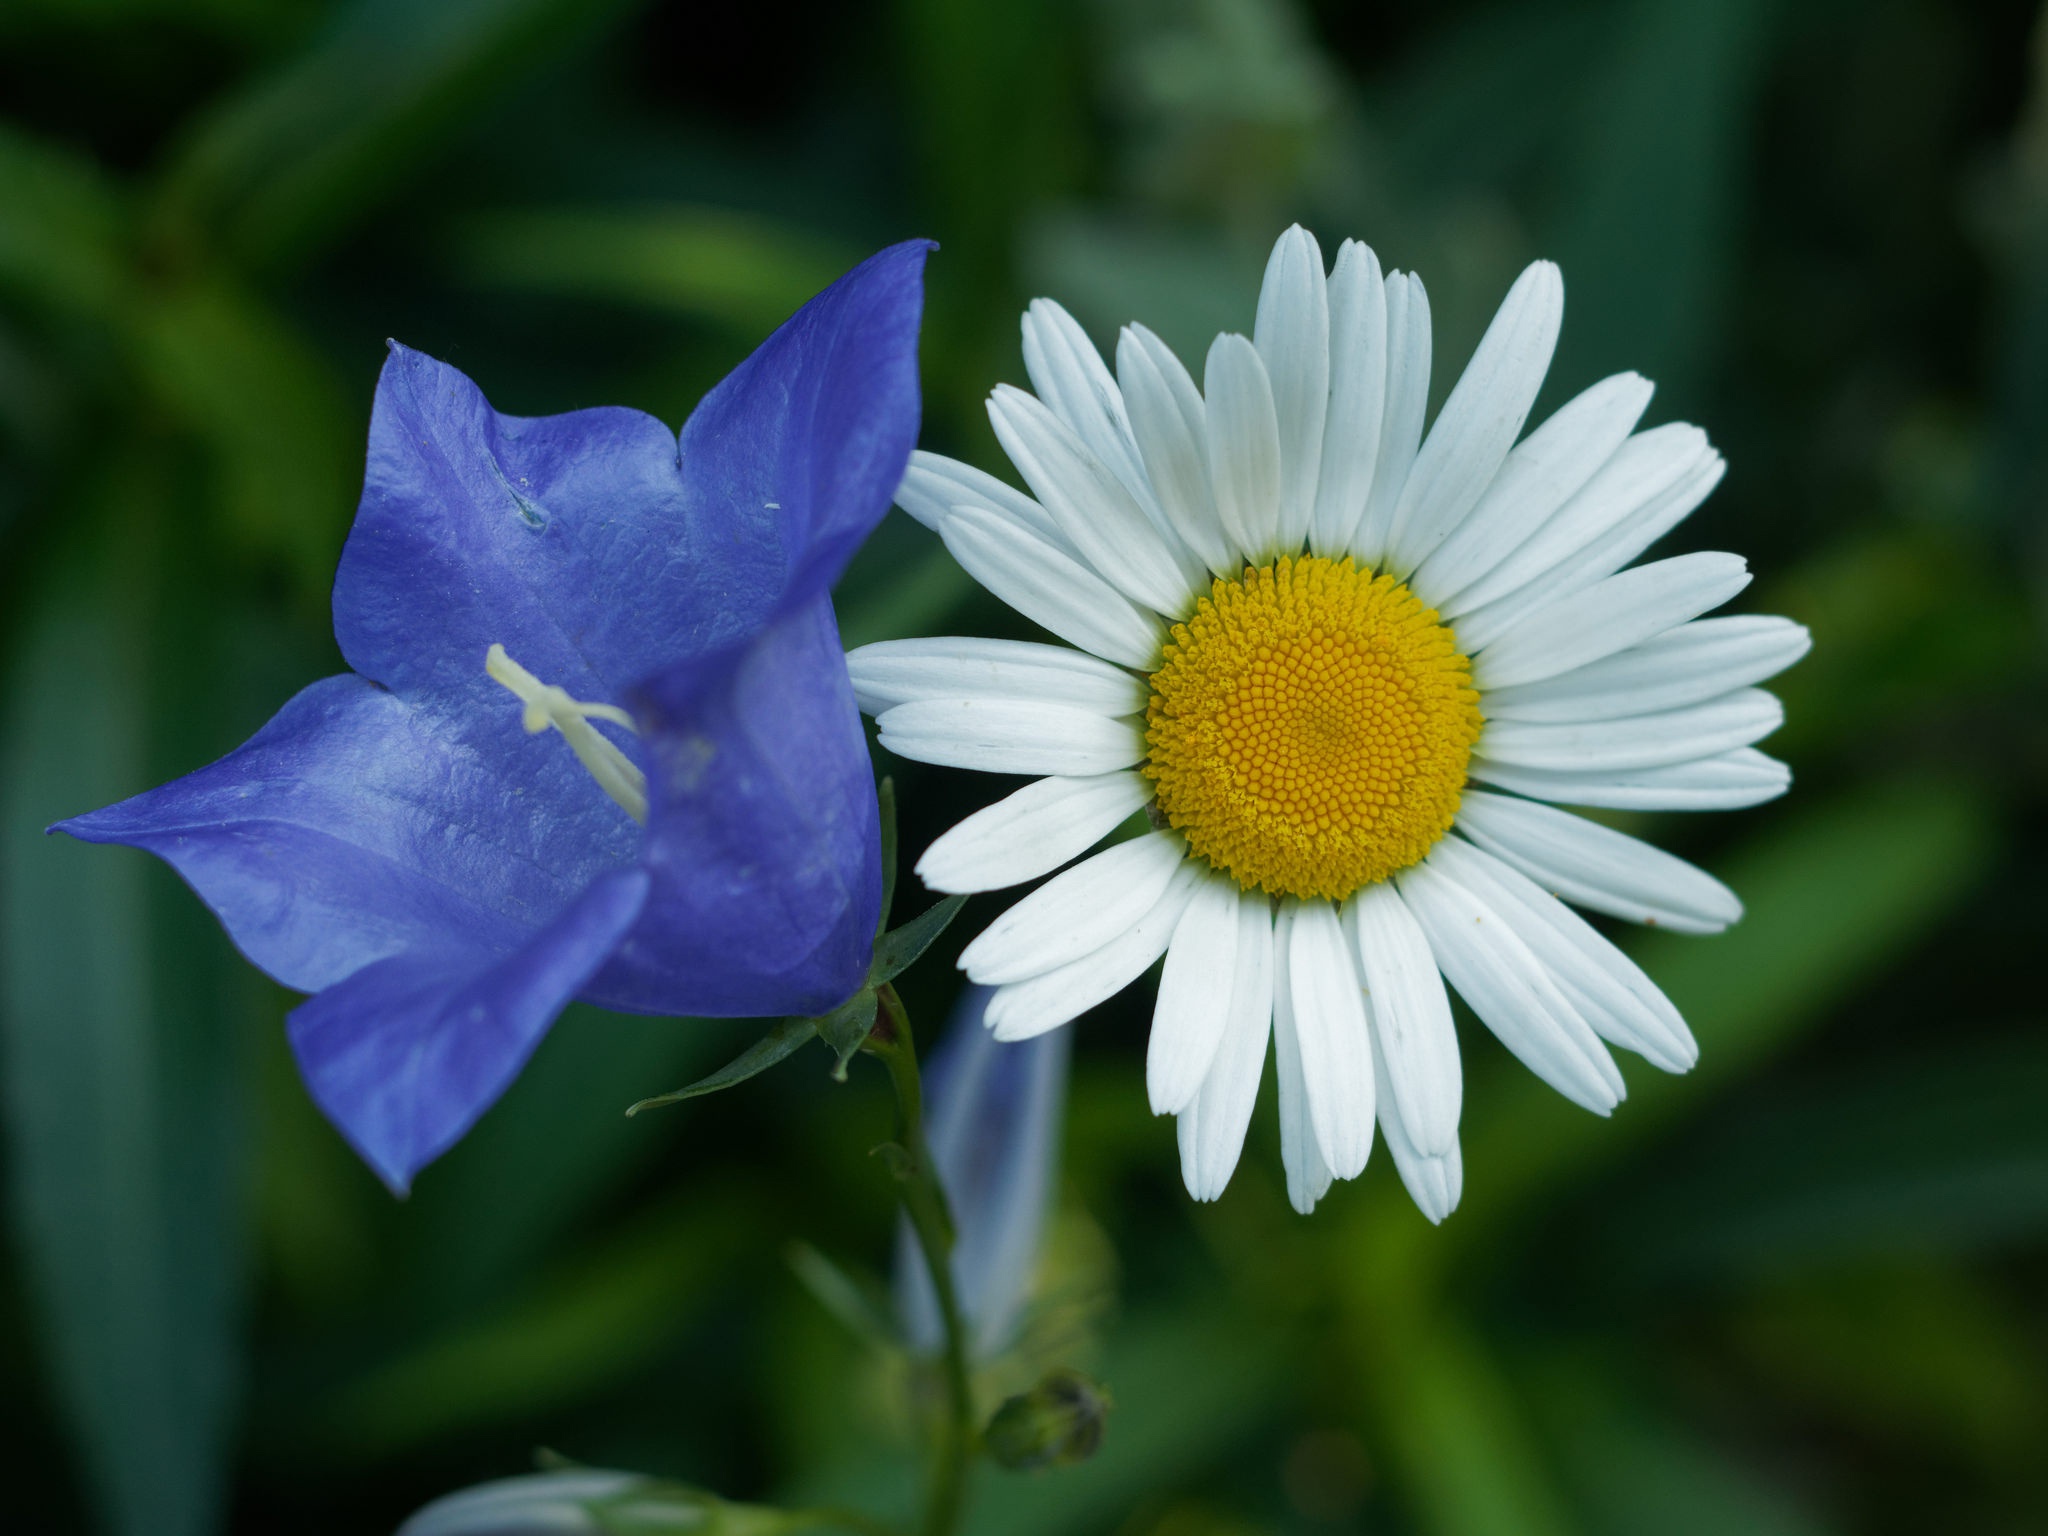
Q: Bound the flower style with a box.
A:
[850,226,1808,1218]
[58,240,933,1192]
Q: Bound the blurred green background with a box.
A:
[3,0,2046,1531]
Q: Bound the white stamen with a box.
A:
[484,644,648,824]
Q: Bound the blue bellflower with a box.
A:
[58,241,933,1192]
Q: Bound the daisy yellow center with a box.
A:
[1143,556,1482,901]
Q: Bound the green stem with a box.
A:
[867,984,977,1536]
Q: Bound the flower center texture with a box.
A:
[485,644,648,824]
[1143,556,1482,901]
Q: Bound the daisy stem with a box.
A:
[866,982,976,1536]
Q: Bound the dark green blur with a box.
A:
[1,0,2044,1531]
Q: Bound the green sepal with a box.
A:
[623,1016,818,1116]
[869,893,969,987]
[875,775,900,936]
[816,988,880,1082]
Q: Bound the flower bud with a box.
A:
[896,986,1069,1357]
[983,1367,1112,1471]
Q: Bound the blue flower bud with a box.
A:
[896,985,1069,1357]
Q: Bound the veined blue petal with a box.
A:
[605,594,880,1017]
[53,675,635,993]
[898,986,1069,1357]
[678,238,935,611]
[289,868,650,1193]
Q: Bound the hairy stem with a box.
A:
[867,983,976,1536]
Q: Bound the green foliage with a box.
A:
[3,0,2045,1533]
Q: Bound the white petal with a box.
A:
[1118,323,1236,577]
[1431,839,1696,1072]
[959,831,1185,984]
[1350,271,1431,567]
[1370,1021,1463,1224]
[1205,332,1285,564]
[846,637,1147,718]
[897,450,1075,556]
[932,505,1162,670]
[1384,261,1563,579]
[1270,905,1335,1214]
[988,386,1197,615]
[877,698,1145,778]
[1454,789,1742,933]
[1476,688,1784,773]
[1468,747,1791,811]
[1449,432,1724,644]
[1020,299,1159,517]
[1176,889,1274,1201]
[1411,372,1652,609]
[1395,856,1624,1113]
[985,861,1203,1041]
[1471,551,1752,691]
[916,772,1153,895]
[1148,871,1241,1114]
[1346,882,1460,1158]
[1254,225,1330,552]
[1310,240,1388,557]
[1286,898,1376,1180]
[1481,616,1813,724]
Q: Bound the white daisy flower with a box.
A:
[851,226,1810,1219]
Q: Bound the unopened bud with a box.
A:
[983,1367,1111,1471]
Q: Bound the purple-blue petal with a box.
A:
[53,674,637,993]
[675,238,934,612]
[593,592,878,1017]
[289,867,650,1193]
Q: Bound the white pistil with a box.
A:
[485,644,648,824]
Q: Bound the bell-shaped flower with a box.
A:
[56,241,933,1193]
[897,985,1069,1357]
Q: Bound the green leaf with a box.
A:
[869,894,970,987]
[1354,1299,1577,1536]
[1537,1357,1836,1536]
[1604,1035,2048,1284]
[129,279,355,592]
[0,121,128,320]
[446,204,862,335]
[785,1241,904,1352]
[0,550,248,1536]
[625,1017,819,1116]
[817,989,880,1081]
[1546,0,1774,400]
[403,1005,727,1312]
[149,0,637,273]
[1453,777,1994,1237]
[321,1191,748,1455]
[876,776,900,936]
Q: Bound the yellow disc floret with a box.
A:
[1144,556,1481,901]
